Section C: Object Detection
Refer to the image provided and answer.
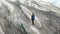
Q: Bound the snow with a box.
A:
[51,0,60,8]
[42,0,52,2]
[21,5,42,28]
[0,0,14,13]
[41,0,60,8]
[30,26,40,34]
[8,0,16,2]
[0,26,5,34]
[0,0,60,34]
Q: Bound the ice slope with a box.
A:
[0,26,5,34]
[0,0,60,34]
[0,0,42,34]
[19,0,60,17]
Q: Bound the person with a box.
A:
[31,13,35,25]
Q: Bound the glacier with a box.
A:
[0,0,60,34]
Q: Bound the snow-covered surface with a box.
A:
[30,26,40,34]
[8,0,16,2]
[0,0,14,13]
[0,0,60,34]
[0,26,5,34]
[21,5,42,28]
[23,0,60,14]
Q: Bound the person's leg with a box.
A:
[32,20,34,25]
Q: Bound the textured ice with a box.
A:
[0,0,60,34]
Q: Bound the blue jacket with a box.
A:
[31,15,35,20]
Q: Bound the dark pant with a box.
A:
[32,20,34,25]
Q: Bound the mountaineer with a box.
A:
[31,13,35,25]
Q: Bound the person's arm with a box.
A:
[31,16,32,20]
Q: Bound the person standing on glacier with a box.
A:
[31,13,35,25]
